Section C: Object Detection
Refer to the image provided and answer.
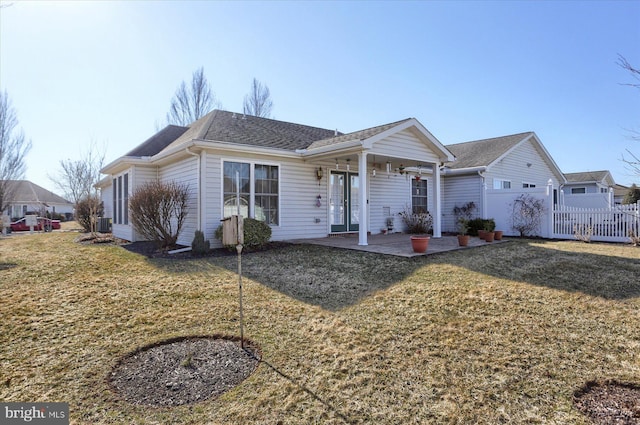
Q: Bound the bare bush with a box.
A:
[75,195,104,233]
[574,223,593,243]
[510,194,545,237]
[129,181,189,248]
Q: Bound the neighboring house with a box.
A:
[441,132,566,235]
[2,180,74,219]
[562,170,615,209]
[98,110,455,247]
[613,184,629,205]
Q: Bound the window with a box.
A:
[493,179,511,189]
[113,173,129,224]
[411,178,428,214]
[571,187,586,194]
[600,187,608,194]
[223,161,279,225]
[522,182,536,188]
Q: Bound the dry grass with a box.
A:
[1,232,639,424]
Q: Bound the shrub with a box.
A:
[623,184,640,205]
[215,217,272,249]
[483,218,496,232]
[398,205,433,234]
[129,181,189,249]
[510,194,546,237]
[191,230,210,256]
[457,218,470,235]
[75,195,104,233]
[467,218,485,236]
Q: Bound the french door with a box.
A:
[330,171,359,232]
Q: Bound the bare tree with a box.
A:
[49,140,105,205]
[243,78,273,118]
[0,91,32,215]
[618,54,640,175]
[166,67,219,126]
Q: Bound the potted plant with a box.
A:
[494,230,503,240]
[399,206,432,253]
[410,234,430,253]
[483,219,496,242]
[457,218,470,247]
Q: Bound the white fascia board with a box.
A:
[528,133,567,184]
[361,118,455,162]
[299,140,363,158]
[150,140,301,165]
[100,156,152,175]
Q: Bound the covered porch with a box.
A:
[301,118,456,247]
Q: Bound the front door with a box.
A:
[330,171,359,232]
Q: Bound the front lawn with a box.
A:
[1,233,639,424]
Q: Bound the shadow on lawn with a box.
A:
[431,240,640,300]
[148,240,640,310]
[207,244,424,311]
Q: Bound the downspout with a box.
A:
[478,170,487,218]
[185,147,201,231]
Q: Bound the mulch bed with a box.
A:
[109,336,261,407]
[574,380,640,424]
[121,240,292,259]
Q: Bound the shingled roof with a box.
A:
[307,118,413,150]
[445,132,534,169]
[125,125,188,157]
[564,170,612,184]
[161,110,342,153]
[4,180,71,205]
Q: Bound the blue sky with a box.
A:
[1,0,639,193]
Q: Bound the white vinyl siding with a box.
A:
[158,156,199,247]
[370,129,442,164]
[483,138,561,190]
[441,174,483,233]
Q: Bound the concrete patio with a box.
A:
[288,233,507,257]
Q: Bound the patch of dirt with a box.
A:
[109,336,260,407]
[574,380,640,424]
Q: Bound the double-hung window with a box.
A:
[493,179,511,189]
[411,178,428,214]
[223,161,279,225]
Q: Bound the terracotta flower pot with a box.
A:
[410,235,430,253]
[457,234,470,247]
[494,230,503,240]
[478,230,486,240]
[484,231,495,242]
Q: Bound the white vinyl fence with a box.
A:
[481,180,638,243]
[552,203,640,243]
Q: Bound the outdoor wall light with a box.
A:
[316,167,323,185]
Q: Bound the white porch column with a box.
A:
[433,163,442,237]
[358,151,368,246]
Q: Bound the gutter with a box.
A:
[441,166,487,176]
